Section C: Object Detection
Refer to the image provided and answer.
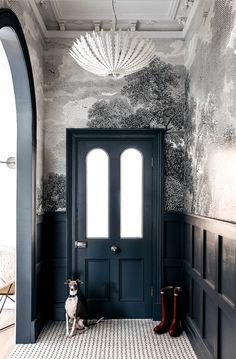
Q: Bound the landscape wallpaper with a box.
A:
[38,38,185,214]
[37,0,236,223]
[184,0,236,222]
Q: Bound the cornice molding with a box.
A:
[168,0,180,20]
[29,0,203,40]
[50,0,63,21]
[29,0,47,37]
[182,0,200,38]
[44,30,184,39]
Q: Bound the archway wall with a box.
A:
[2,0,44,203]
[0,0,44,343]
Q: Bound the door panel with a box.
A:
[119,259,144,301]
[86,259,110,301]
[67,130,164,319]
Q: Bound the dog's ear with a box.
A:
[64,279,71,284]
[76,279,84,285]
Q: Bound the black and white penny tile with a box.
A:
[10,320,197,359]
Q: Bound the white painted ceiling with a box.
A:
[31,0,202,38]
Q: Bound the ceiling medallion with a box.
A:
[69,0,156,79]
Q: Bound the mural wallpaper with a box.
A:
[41,37,185,214]
[7,0,235,222]
[184,0,236,222]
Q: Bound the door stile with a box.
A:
[76,143,86,281]
[143,143,153,317]
[152,132,164,320]
[109,149,120,242]
[109,150,120,305]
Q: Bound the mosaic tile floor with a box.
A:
[10,320,197,359]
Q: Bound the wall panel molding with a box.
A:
[183,213,236,359]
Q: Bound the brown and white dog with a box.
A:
[65,279,103,337]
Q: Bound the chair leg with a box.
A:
[7,295,15,303]
[0,283,15,330]
[0,322,15,331]
[0,295,8,314]
[0,283,14,313]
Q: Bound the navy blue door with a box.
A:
[67,130,164,319]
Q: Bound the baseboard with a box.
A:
[31,312,45,343]
[185,315,213,359]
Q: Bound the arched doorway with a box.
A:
[0,9,36,343]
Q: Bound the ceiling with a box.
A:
[30,0,202,38]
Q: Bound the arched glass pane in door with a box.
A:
[86,149,109,238]
[120,148,143,238]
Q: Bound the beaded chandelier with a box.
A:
[69,1,156,79]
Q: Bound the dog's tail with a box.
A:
[88,317,104,326]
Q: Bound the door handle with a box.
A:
[111,246,120,253]
[75,241,87,249]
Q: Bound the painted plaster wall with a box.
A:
[184,0,236,222]
[42,37,185,213]
[0,0,44,211]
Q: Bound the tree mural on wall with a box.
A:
[88,58,185,211]
[184,0,236,221]
[88,97,133,128]
[37,173,66,213]
[121,58,184,132]
[39,58,185,213]
[88,58,184,132]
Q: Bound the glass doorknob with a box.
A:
[111,246,120,253]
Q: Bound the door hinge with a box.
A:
[151,157,154,167]
[150,286,154,297]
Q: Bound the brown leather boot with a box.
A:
[153,286,174,334]
[169,287,182,337]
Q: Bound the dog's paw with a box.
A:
[69,331,76,337]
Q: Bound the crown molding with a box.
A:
[29,1,198,40]
[168,0,180,19]
[29,0,47,37]
[182,0,201,38]
[50,0,63,21]
[44,30,184,39]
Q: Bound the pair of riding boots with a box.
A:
[153,286,182,337]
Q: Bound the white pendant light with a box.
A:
[70,0,156,79]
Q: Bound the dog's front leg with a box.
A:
[65,313,70,337]
[69,318,77,337]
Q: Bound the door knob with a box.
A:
[111,246,120,253]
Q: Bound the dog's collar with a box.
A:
[69,294,77,298]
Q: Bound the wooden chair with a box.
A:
[0,280,15,330]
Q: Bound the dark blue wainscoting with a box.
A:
[40,212,236,359]
[32,214,47,341]
[163,213,183,287]
[183,214,236,359]
[43,212,67,320]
